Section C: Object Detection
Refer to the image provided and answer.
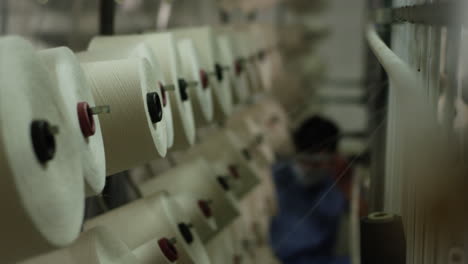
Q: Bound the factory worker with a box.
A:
[269,116,351,264]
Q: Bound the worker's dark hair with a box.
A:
[293,115,340,154]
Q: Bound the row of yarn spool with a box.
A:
[0,23,290,264]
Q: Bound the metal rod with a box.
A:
[90,105,111,115]
[48,125,59,135]
[164,84,176,91]
[186,81,199,88]
[372,1,463,26]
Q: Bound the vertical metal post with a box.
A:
[99,0,115,35]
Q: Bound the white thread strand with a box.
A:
[368,25,468,263]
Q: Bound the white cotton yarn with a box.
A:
[143,32,197,149]
[20,226,141,264]
[81,58,166,175]
[85,192,211,264]
[217,32,250,104]
[228,215,257,263]
[173,194,217,245]
[251,24,275,92]
[368,25,468,263]
[244,117,275,165]
[188,130,261,199]
[143,186,218,245]
[80,40,172,151]
[84,197,178,264]
[245,26,266,92]
[0,36,84,263]
[89,33,198,149]
[173,26,234,122]
[233,30,259,95]
[177,38,214,125]
[227,110,275,167]
[138,158,241,242]
[206,229,237,264]
[153,192,212,264]
[38,47,106,196]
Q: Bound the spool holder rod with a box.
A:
[90,105,111,115]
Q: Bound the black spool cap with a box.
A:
[178,223,194,244]
[31,120,57,164]
[258,50,266,61]
[242,148,252,161]
[178,79,189,101]
[360,212,406,264]
[215,63,224,82]
[147,92,163,123]
[255,134,264,145]
[217,176,230,191]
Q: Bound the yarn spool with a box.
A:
[85,192,211,264]
[189,130,261,199]
[206,229,236,264]
[38,47,106,196]
[233,30,260,94]
[142,32,197,149]
[238,97,291,155]
[80,40,173,150]
[173,26,234,122]
[245,26,266,92]
[244,117,275,165]
[227,113,275,167]
[146,193,211,264]
[217,32,250,104]
[360,212,406,264]
[242,183,271,247]
[20,226,141,264]
[257,98,292,155]
[0,36,84,263]
[84,197,180,264]
[81,58,166,175]
[176,38,214,125]
[138,158,240,241]
[251,24,274,92]
[228,216,256,263]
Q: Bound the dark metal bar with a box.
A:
[99,0,115,35]
[366,0,392,212]
[372,1,463,27]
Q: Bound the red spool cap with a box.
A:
[159,82,167,107]
[228,165,240,179]
[198,200,213,218]
[200,69,209,89]
[77,101,96,138]
[158,238,178,262]
[235,59,243,76]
